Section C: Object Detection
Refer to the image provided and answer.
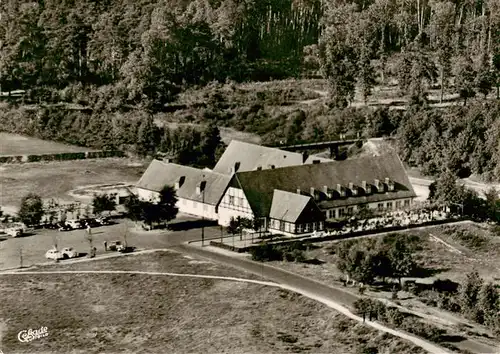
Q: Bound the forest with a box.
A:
[0,0,499,179]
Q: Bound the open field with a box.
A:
[0,132,97,156]
[0,251,426,354]
[0,158,148,213]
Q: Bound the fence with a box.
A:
[0,150,125,164]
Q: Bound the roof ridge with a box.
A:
[154,159,229,178]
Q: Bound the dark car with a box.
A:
[80,218,100,228]
[58,223,72,231]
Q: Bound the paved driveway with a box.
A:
[0,219,219,270]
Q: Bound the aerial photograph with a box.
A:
[0,0,499,353]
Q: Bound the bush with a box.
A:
[385,307,404,326]
[250,243,283,261]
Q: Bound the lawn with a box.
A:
[0,158,148,212]
[0,251,426,354]
[0,132,97,156]
[261,222,500,351]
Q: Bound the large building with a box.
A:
[135,140,416,235]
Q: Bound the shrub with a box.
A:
[385,307,404,326]
[250,243,283,261]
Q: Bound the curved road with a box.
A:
[0,268,450,354]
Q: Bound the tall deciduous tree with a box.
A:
[18,193,44,226]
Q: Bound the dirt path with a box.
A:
[1,268,451,354]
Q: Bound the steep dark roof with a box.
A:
[213,140,303,174]
[233,151,416,217]
[136,160,231,205]
[269,190,325,223]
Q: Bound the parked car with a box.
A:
[80,218,100,228]
[66,220,83,229]
[58,223,72,232]
[45,249,64,260]
[60,247,78,259]
[96,217,110,225]
[5,227,23,237]
[108,240,123,251]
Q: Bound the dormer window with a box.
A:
[348,182,358,196]
[374,179,384,193]
[361,181,372,194]
[175,176,185,190]
[196,180,207,195]
[323,185,332,199]
[385,177,395,191]
[337,184,346,198]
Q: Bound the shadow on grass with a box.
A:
[302,258,325,265]
[411,266,451,278]
[167,219,218,231]
[439,334,467,343]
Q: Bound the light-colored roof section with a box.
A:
[136,160,231,205]
[304,155,333,164]
[269,189,311,223]
[213,140,303,174]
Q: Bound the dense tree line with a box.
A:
[398,102,500,180]
[1,0,499,108]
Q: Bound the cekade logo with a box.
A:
[17,327,49,342]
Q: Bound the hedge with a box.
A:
[1,150,124,164]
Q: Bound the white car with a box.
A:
[45,249,64,261]
[6,228,23,237]
[66,220,83,229]
[61,247,78,259]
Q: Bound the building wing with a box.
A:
[213,140,303,174]
[136,160,231,205]
[235,151,416,217]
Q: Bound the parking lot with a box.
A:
[0,217,222,270]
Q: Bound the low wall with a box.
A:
[0,150,125,164]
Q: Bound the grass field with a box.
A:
[0,158,148,213]
[0,251,426,354]
[265,222,500,351]
[0,132,97,156]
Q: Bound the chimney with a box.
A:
[310,187,315,198]
[349,182,358,196]
[374,179,383,193]
[234,161,241,172]
[296,188,301,195]
[163,158,170,164]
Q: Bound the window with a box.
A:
[239,197,244,207]
[279,220,285,231]
[228,196,235,205]
[347,207,354,215]
[378,203,384,211]
[305,223,311,232]
[297,224,304,233]
[396,201,402,209]
[386,202,393,210]
[404,199,410,207]
[339,208,345,217]
[328,209,336,219]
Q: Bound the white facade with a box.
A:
[323,198,413,220]
[218,187,254,226]
[136,187,218,220]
